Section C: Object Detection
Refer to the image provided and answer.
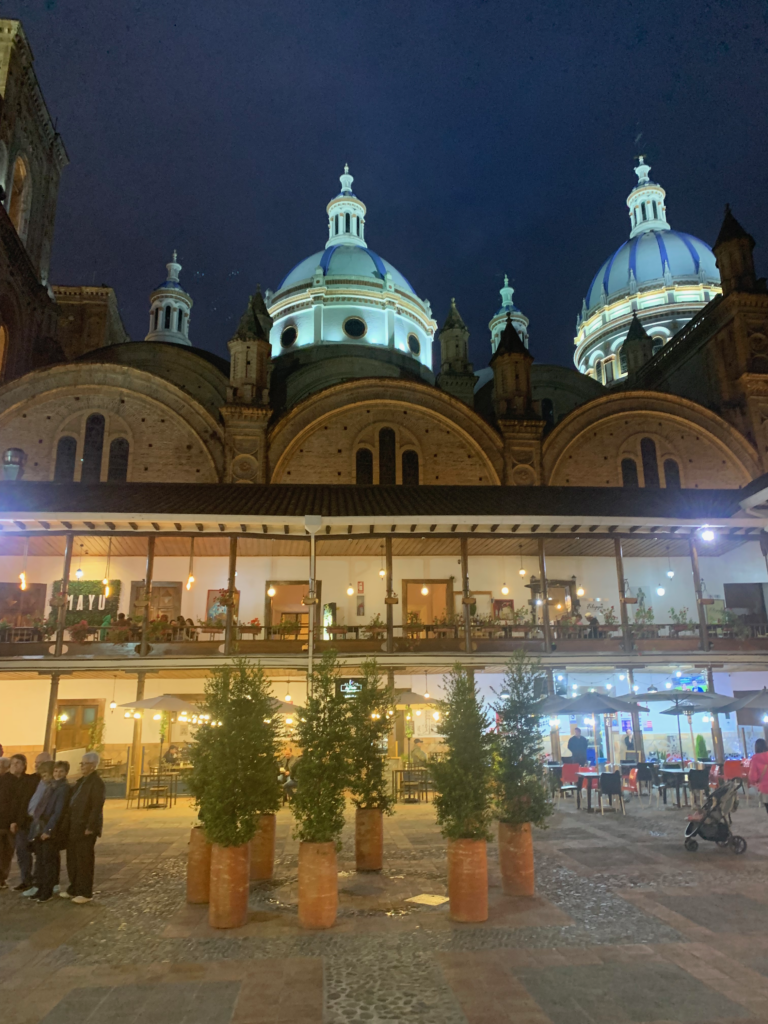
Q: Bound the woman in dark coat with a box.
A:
[61,751,105,904]
[32,761,71,903]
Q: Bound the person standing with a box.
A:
[22,760,56,897]
[9,752,50,892]
[61,752,105,904]
[30,762,71,903]
[0,757,17,889]
[567,727,589,766]
[749,738,768,815]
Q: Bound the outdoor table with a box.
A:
[576,770,599,811]
[659,768,689,807]
[391,767,429,803]
[140,771,179,808]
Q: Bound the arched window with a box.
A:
[177,309,183,331]
[354,216,359,236]
[107,438,130,482]
[402,450,419,486]
[641,203,648,221]
[334,214,339,234]
[619,348,628,374]
[379,428,396,485]
[664,459,681,488]
[164,306,171,330]
[153,308,159,330]
[53,436,77,482]
[594,359,602,383]
[621,458,639,487]
[541,397,554,428]
[345,212,351,233]
[355,448,373,486]
[8,156,31,242]
[640,437,660,487]
[81,414,105,483]
[652,337,664,355]
[604,359,614,383]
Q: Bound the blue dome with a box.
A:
[585,229,719,313]
[276,244,416,295]
[154,279,186,292]
[494,301,522,317]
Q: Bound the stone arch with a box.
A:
[544,391,760,488]
[8,153,32,242]
[0,363,224,482]
[269,379,503,485]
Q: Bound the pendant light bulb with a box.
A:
[501,583,509,596]
[518,567,526,577]
[576,586,585,597]
[75,567,84,580]
[667,569,675,579]
[267,585,276,597]
[346,585,355,596]
[18,571,26,591]
[379,568,386,578]
[420,585,429,596]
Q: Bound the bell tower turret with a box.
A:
[145,252,192,345]
[436,298,478,407]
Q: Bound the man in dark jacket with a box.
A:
[61,752,105,904]
[0,757,17,888]
[10,752,50,891]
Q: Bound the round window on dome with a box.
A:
[407,334,420,356]
[343,317,367,339]
[281,325,298,348]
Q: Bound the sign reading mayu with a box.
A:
[51,579,121,627]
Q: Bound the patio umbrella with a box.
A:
[705,687,768,716]
[533,694,647,766]
[633,690,720,766]
[394,691,433,705]
[659,702,712,767]
[119,694,203,765]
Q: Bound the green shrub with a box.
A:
[430,664,493,841]
[492,651,553,829]
[187,659,283,847]
[291,650,352,845]
[347,659,395,812]
[695,734,708,761]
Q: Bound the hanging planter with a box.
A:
[209,843,250,929]
[497,821,534,896]
[298,841,338,929]
[186,825,212,904]
[249,813,276,881]
[447,838,488,922]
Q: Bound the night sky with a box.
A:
[8,0,768,371]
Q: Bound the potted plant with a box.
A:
[291,650,352,929]
[68,619,91,643]
[492,651,553,897]
[187,658,283,928]
[347,659,395,871]
[405,610,423,635]
[362,613,385,640]
[695,734,709,762]
[601,605,618,627]
[668,607,694,635]
[429,664,493,923]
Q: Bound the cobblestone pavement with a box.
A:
[1,792,768,1023]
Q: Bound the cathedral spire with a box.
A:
[326,164,367,248]
[627,156,670,239]
[145,251,192,346]
[713,204,758,295]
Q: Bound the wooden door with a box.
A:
[56,702,100,751]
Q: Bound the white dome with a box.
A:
[277,244,417,296]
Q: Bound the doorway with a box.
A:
[55,698,104,752]
[403,579,452,625]
[0,582,46,625]
[130,581,182,621]
[265,581,321,639]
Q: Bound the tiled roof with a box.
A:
[0,481,744,521]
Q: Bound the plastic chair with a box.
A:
[597,772,625,814]
[686,769,710,807]
[559,762,580,801]
[723,759,749,804]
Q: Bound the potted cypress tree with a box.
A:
[188,659,283,928]
[492,651,553,897]
[430,664,493,923]
[348,658,395,871]
[291,650,352,929]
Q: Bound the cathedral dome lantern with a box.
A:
[574,158,721,386]
[489,274,529,352]
[145,251,192,346]
[266,166,437,380]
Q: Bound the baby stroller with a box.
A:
[684,780,746,854]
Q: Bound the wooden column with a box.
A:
[613,537,633,653]
[689,538,709,652]
[385,535,394,654]
[537,537,552,652]
[129,670,146,794]
[626,668,645,762]
[460,535,472,654]
[43,672,61,754]
[54,533,75,657]
[223,535,238,656]
[546,669,561,761]
[706,665,725,762]
[138,535,155,658]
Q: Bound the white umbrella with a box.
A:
[119,694,201,713]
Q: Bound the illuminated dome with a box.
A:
[266,166,436,372]
[574,159,721,385]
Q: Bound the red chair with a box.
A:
[559,763,580,803]
[623,767,639,795]
[708,765,721,790]
[723,759,749,803]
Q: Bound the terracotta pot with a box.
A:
[209,843,250,929]
[447,838,488,923]
[250,813,276,881]
[355,808,383,871]
[498,821,534,896]
[186,826,211,905]
[298,841,337,930]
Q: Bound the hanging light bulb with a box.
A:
[656,585,665,597]
[432,711,440,721]
[346,585,354,596]
[19,536,29,591]
[133,711,142,719]
[420,585,429,596]
[75,566,84,580]
[153,713,162,721]
[700,528,715,542]
[424,672,430,700]
[518,544,526,577]
[576,586,585,597]
[284,692,292,703]
[267,585,276,597]
[667,569,675,579]
[501,583,509,596]
[18,571,26,591]
[186,574,195,591]
[415,709,422,716]
[379,567,386,578]
[101,537,112,598]
[109,700,117,710]
[185,536,195,590]
[124,710,132,719]
[285,717,294,725]
[519,566,526,577]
